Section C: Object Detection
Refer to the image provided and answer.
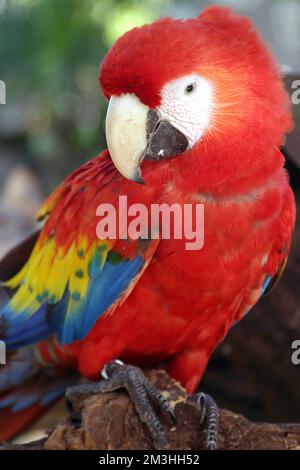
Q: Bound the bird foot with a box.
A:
[188,392,219,450]
[66,361,218,450]
[65,360,176,449]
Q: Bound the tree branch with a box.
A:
[1,370,299,450]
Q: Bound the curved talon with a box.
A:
[193,392,207,423]
[188,392,219,450]
[66,360,175,450]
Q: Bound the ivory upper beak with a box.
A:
[105,94,148,183]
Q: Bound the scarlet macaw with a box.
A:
[0,6,295,449]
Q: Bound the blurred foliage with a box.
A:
[0,0,170,189]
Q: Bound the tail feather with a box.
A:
[0,372,77,441]
[0,348,78,441]
[0,375,74,413]
[0,405,45,441]
[0,348,40,392]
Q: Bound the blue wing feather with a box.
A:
[1,250,146,347]
[57,255,144,344]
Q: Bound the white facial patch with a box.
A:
[157,74,213,148]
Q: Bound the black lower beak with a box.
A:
[143,110,189,161]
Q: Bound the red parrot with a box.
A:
[0,6,295,449]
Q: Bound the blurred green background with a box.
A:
[0,0,300,193]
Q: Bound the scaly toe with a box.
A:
[188,392,219,450]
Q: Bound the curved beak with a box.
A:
[105,93,189,184]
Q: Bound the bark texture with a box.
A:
[1,370,300,450]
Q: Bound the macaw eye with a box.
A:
[185,82,197,94]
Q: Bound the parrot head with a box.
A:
[99,6,292,190]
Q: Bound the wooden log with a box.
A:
[1,370,299,450]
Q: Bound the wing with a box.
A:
[0,231,40,283]
[264,181,296,293]
[234,181,296,324]
[261,253,288,297]
[0,151,160,347]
